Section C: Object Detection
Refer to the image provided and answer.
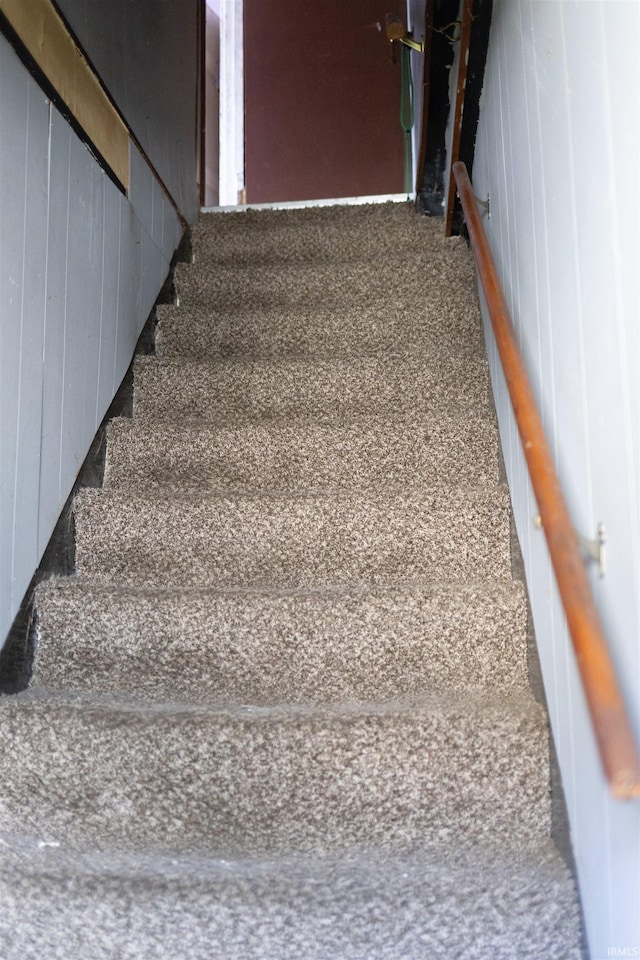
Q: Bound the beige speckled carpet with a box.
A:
[0,202,583,958]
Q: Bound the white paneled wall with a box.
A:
[0,35,183,648]
[472,2,640,956]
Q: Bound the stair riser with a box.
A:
[174,258,476,310]
[155,301,483,360]
[34,582,529,702]
[191,207,460,264]
[196,200,421,228]
[74,489,512,588]
[132,354,491,424]
[104,418,499,493]
[0,698,551,857]
[189,233,445,265]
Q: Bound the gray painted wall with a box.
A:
[0,0,196,649]
[470,2,640,956]
[55,0,200,223]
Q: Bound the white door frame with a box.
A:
[217,0,245,206]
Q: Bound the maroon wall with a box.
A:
[244,0,406,203]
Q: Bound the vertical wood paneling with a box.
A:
[598,4,640,716]
[0,50,48,615]
[11,82,49,609]
[56,0,199,222]
[0,54,27,614]
[472,2,640,955]
[59,123,98,498]
[114,200,138,389]
[96,178,119,424]
[130,146,154,241]
[38,106,71,553]
[1,32,183,647]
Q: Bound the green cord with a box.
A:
[400,44,415,198]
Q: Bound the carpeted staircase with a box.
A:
[0,203,583,957]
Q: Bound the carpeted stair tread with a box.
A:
[0,688,551,857]
[155,298,483,359]
[191,218,459,264]
[16,200,583,953]
[132,352,491,423]
[192,213,460,269]
[173,255,475,311]
[74,486,512,588]
[104,415,499,493]
[0,842,582,960]
[191,201,464,264]
[34,579,528,702]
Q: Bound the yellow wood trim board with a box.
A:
[0,0,130,190]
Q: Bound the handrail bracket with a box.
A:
[474,194,490,217]
[578,523,607,578]
[534,516,607,578]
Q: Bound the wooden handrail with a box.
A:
[453,160,640,800]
